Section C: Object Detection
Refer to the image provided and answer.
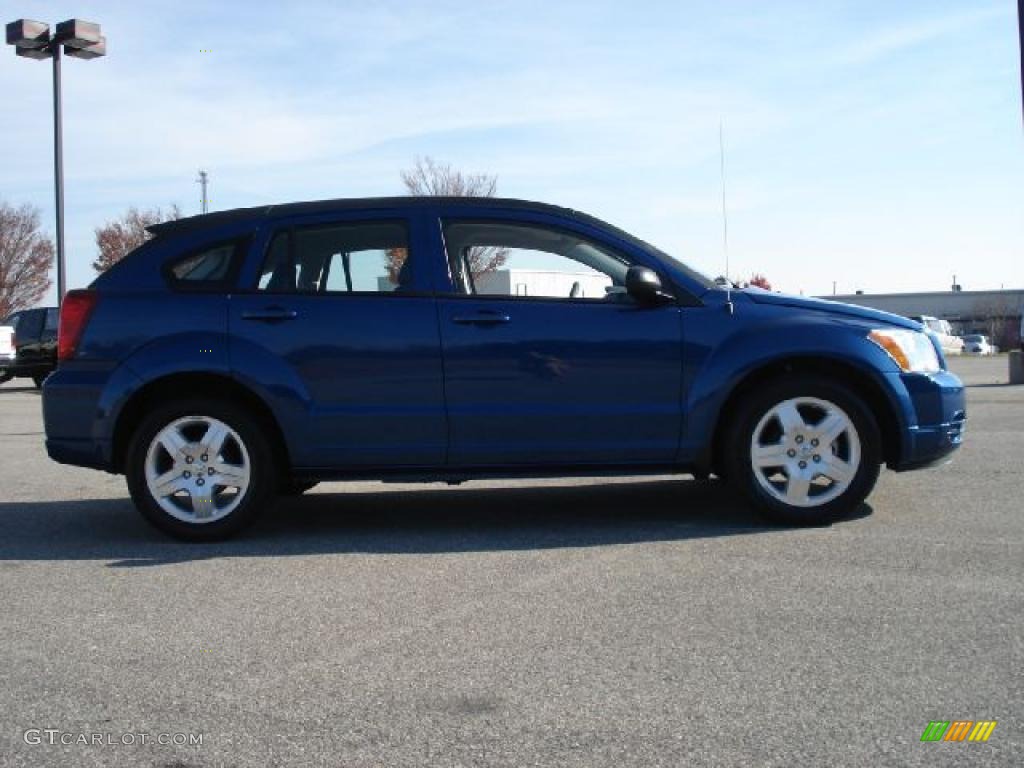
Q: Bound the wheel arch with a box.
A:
[111,372,291,477]
[709,355,903,474]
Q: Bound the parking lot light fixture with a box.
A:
[5,17,106,307]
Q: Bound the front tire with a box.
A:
[724,376,881,525]
[125,399,275,541]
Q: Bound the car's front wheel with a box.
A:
[725,376,882,525]
[125,399,275,541]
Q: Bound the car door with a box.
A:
[229,209,447,469]
[433,209,684,467]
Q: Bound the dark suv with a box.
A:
[1,307,58,388]
[42,197,965,540]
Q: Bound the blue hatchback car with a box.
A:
[43,197,965,540]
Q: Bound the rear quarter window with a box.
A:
[164,239,247,291]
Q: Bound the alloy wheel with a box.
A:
[749,396,862,508]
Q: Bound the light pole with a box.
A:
[6,18,106,308]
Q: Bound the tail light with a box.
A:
[58,290,98,361]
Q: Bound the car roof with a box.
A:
[146,197,605,238]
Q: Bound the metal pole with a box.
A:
[198,170,208,214]
[52,42,65,307]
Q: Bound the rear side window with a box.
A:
[44,308,58,332]
[257,221,411,294]
[168,239,248,290]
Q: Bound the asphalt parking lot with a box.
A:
[0,356,1021,767]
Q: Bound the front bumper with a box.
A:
[889,369,966,471]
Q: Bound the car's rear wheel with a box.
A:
[32,373,46,388]
[724,376,881,525]
[126,399,275,541]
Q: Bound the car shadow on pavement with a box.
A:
[0,478,872,567]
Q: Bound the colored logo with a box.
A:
[921,720,997,742]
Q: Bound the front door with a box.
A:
[434,214,684,467]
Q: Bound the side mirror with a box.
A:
[625,266,673,305]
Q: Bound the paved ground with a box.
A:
[0,356,1021,767]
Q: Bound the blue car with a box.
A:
[43,197,965,540]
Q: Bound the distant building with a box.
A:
[824,289,1024,348]
[475,268,611,299]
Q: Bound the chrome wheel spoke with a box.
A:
[753,442,789,467]
[815,411,847,446]
[785,472,811,504]
[774,401,806,434]
[821,455,855,485]
[211,462,247,488]
[200,421,230,458]
[158,428,188,458]
[151,469,186,497]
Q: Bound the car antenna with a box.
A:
[719,120,734,314]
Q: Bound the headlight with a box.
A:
[868,329,941,373]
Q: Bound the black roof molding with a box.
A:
[144,196,594,238]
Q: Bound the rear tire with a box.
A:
[32,373,46,389]
[125,399,275,541]
[724,375,881,525]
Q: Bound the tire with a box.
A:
[0,373,11,384]
[281,480,318,496]
[32,373,46,389]
[125,399,276,541]
[723,375,881,526]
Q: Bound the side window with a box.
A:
[42,308,58,337]
[257,221,410,294]
[167,241,239,287]
[442,220,631,300]
[18,310,44,340]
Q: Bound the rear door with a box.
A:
[229,208,447,469]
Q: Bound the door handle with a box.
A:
[241,307,298,322]
[452,312,511,326]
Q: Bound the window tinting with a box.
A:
[170,243,235,283]
[257,221,410,294]
[442,221,632,300]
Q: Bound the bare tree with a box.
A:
[93,205,181,273]
[400,156,499,197]
[387,156,506,283]
[0,201,54,319]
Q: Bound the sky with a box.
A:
[2,0,1022,303]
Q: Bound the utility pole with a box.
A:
[197,170,209,214]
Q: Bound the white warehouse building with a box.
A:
[826,289,1024,349]
[474,269,612,299]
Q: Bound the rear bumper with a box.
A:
[45,437,112,471]
[889,369,966,471]
[42,363,135,473]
